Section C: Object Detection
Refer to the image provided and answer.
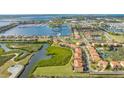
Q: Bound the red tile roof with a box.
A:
[98,60,108,69]
[110,61,121,69]
[74,59,83,68]
[73,47,84,71]
[87,45,101,62]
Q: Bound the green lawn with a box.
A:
[7,43,43,53]
[0,47,15,66]
[18,54,33,65]
[32,60,89,78]
[37,46,72,67]
[0,48,4,55]
[110,34,124,43]
[14,51,30,61]
[0,54,15,66]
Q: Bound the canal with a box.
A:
[19,43,51,78]
[0,43,10,52]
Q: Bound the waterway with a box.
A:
[0,24,71,36]
[0,22,13,27]
[19,43,51,78]
[0,43,10,52]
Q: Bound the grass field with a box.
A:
[0,47,16,66]
[32,59,89,77]
[0,48,4,55]
[110,34,124,43]
[0,54,15,66]
[18,54,33,65]
[14,51,30,61]
[31,46,77,77]
[7,43,43,53]
[37,46,72,67]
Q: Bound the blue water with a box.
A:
[0,22,13,27]
[0,24,71,36]
[19,44,51,78]
[1,14,124,36]
[0,14,76,22]
[0,43,10,52]
[0,14,124,22]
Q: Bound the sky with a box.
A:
[0,0,124,14]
